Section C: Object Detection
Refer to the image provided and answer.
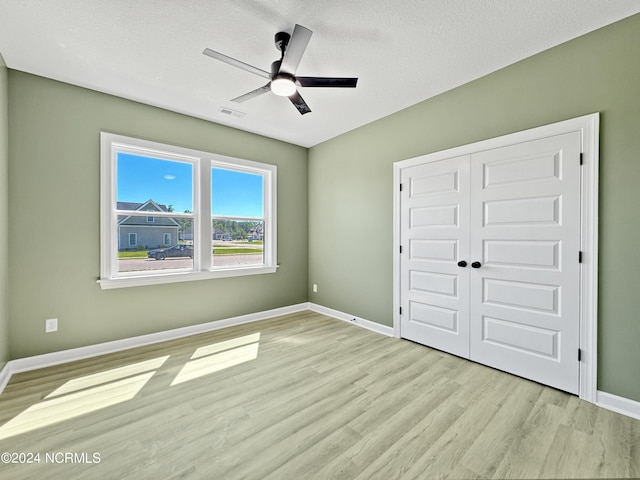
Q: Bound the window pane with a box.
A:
[118,215,194,274]
[211,168,263,217]
[117,153,193,213]
[212,219,264,267]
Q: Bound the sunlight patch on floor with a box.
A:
[190,332,260,359]
[45,356,169,399]
[0,371,156,440]
[171,333,260,386]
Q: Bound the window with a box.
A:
[100,133,277,289]
[212,166,266,268]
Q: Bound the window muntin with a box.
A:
[100,133,277,289]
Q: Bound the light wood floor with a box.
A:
[0,311,638,479]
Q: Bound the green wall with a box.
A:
[309,14,640,402]
[8,72,308,359]
[0,53,8,371]
[5,13,640,405]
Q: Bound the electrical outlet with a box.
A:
[45,318,58,333]
[313,284,318,293]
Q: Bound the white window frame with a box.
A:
[99,132,277,289]
[128,232,137,247]
[163,233,171,246]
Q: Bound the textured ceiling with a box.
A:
[1,1,639,147]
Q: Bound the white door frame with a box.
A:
[393,113,599,403]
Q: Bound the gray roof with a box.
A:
[117,200,170,212]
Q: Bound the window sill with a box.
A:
[98,265,278,290]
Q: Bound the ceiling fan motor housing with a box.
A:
[274,31,290,53]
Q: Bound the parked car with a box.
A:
[148,244,193,260]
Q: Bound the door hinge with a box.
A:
[399,183,403,191]
[578,348,582,361]
[399,307,403,315]
[580,152,584,165]
[578,251,583,263]
[399,245,403,254]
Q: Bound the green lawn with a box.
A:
[214,248,262,255]
[118,248,262,258]
[118,251,148,258]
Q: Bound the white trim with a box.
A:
[7,303,308,376]
[597,391,640,421]
[98,265,278,289]
[0,363,11,393]
[393,113,599,403]
[308,303,395,337]
[392,165,402,339]
[578,113,599,403]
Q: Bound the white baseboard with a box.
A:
[7,303,309,377]
[308,303,394,337]
[596,390,640,420]
[0,362,11,393]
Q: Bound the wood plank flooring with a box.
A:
[0,311,638,479]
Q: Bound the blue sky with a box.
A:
[117,153,263,217]
[211,167,263,217]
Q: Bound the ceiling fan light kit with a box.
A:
[270,75,297,97]
[203,24,358,115]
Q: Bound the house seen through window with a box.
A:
[100,133,277,288]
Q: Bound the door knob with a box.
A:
[457,261,467,267]
[471,261,482,268]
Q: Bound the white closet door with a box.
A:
[399,155,471,358]
[468,131,582,393]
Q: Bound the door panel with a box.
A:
[481,316,559,358]
[469,131,581,393]
[400,155,470,358]
[483,195,560,226]
[482,240,560,269]
[482,278,559,314]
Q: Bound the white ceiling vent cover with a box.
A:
[217,107,246,118]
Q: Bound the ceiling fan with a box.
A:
[203,24,358,115]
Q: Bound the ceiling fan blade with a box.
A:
[296,77,358,88]
[289,91,311,115]
[231,83,272,103]
[203,48,271,79]
[279,24,313,75]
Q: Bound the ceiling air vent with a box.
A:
[217,107,246,118]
